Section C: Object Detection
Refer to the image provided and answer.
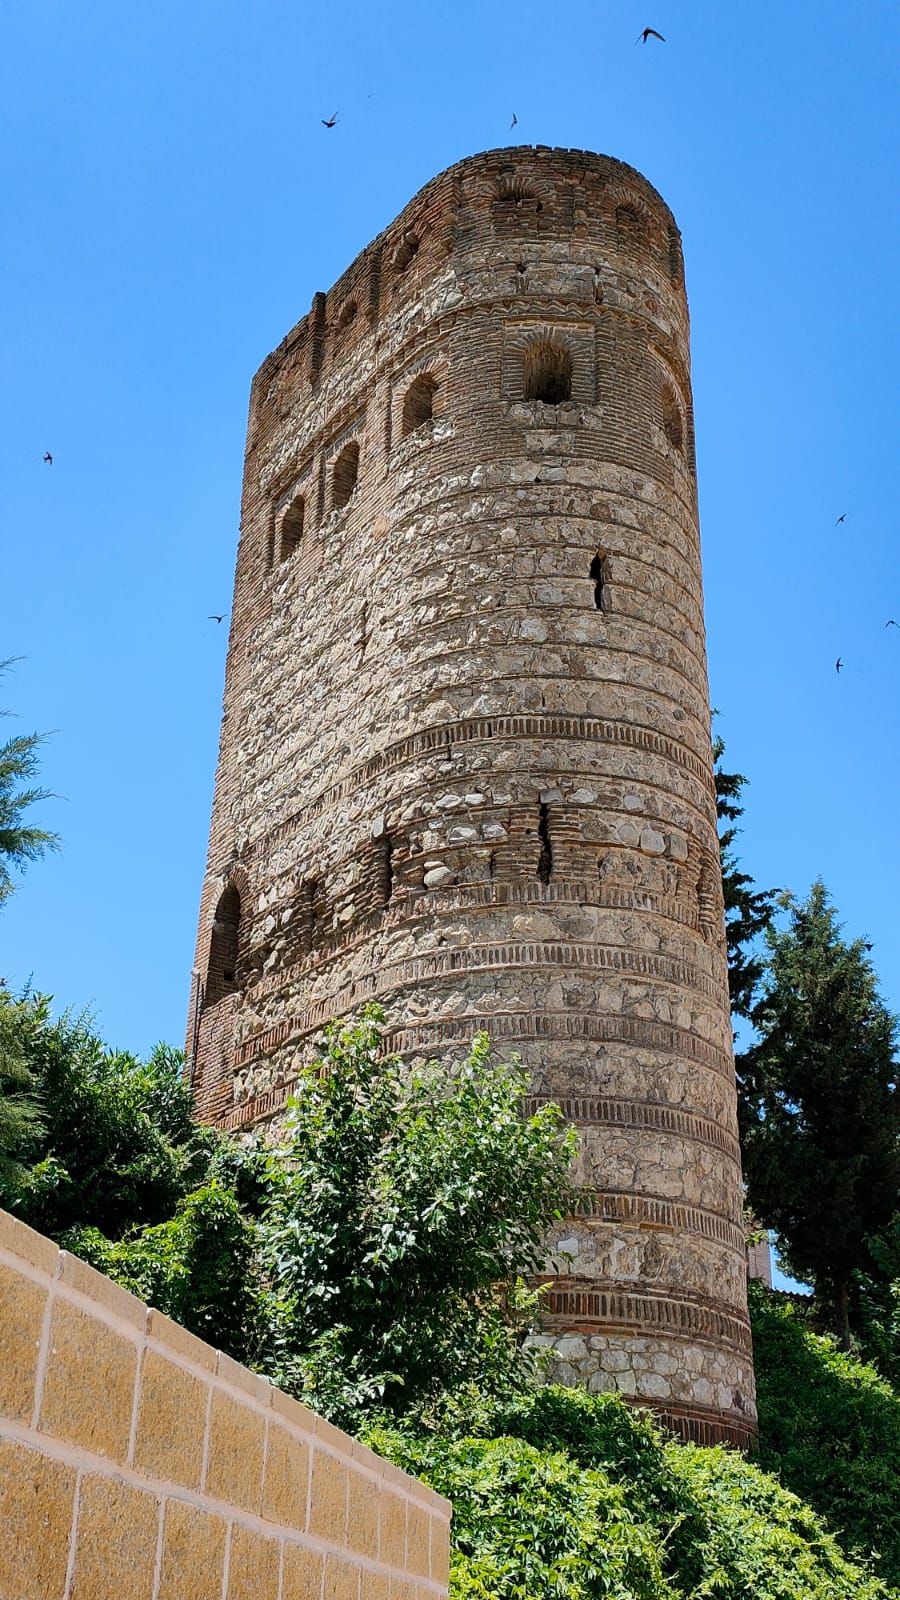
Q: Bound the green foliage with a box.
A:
[712,732,778,1024]
[369,1386,891,1598]
[0,990,45,1185]
[0,659,59,906]
[855,1216,900,1388]
[259,1007,576,1424]
[740,882,900,1341]
[369,1423,669,1599]
[0,990,216,1238]
[751,1283,900,1587]
[65,1183,264,1363]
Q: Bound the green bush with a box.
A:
[751,1283,900,1586]
[0,991,216,1238]
[369,1387,891,1599]
[64,1182,264,1364]
[260,1008,574,1423]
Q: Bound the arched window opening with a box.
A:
[332,441,359,509]
[615,203,646,250]
[524,340,572,405]
[393,231,420,274]
[589,554,608,611]
[338,300,357,330]
[206,886,241,1005]
[661,382,684,453]
[402,374,438,436]
[495,175,540,209]
[279,495,304,561]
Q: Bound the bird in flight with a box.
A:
[208,614,225,624]
[43,451,53,464]
[886,619,898,628]
[835,657,843,673]
[636,27,665,44]
[510,113,518,130]
[835,513,847,525]
[321,112,339,128]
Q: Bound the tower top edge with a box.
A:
[253,146,680,390]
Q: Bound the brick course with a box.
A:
[187,145,755,1446]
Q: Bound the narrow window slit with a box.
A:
[537,803,553,884]
[380,836,395,906]
[590,554,607,610]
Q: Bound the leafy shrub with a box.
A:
[260,1008,574,1423]
[64,1183,264,1363]
[369,1390,891,1599]
[0,991,216,1237]
[751,1283,900,1586]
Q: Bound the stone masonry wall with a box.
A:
[188,146,756,1448]
[0,1208,450,1600]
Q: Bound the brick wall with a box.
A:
[0,1209,450,1600]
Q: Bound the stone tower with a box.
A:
[188,147,756,1448]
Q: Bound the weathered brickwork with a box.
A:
[0,1208,450,1600]
[188,146,756,1448]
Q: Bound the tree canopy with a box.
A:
[740,881,900,1344]
[0,660,59,908]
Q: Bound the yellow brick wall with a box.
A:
[0,1209,451,1600]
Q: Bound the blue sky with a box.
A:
[2,0,898,1116]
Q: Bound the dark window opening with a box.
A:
[338,300,357,329]
[590,553,608,611]
[537,803,553,884]
[332,441,359,509]
[667,226,683,284]
[279,495,305,561]
[394,231,420,273]
[495,176,540,209]
[206,885,241,1005]
[661,383,684,453]
[379,835,395,906]
[402,374,438,436]
[524,341,572,405]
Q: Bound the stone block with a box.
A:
[0,1207,59,1275]
[148,1306,218,1372]
[405,1502,430,1578]
[430,1515,451,1586]
[262,1418,310,1530]
[0,1438,76,1598]
[205,1386,266,1512]
[157,1499,227,1600]
[359,1573,390,1600]
[379,1488,407,1570]
[308,1447,349,1545]
[133,1347,209,1487]
[0,1260,47,1422]
[346,1465,380,1559]
[58,1250,149,1332]
[39,1298,137,1462]
[323,1550,363,1599]
[226,1522,281,1600]
[282,1542,324,1599]
[70,1473,160,1600]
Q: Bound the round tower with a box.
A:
[189,147,756,1447]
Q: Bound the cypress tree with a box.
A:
[741,880,900,1345]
